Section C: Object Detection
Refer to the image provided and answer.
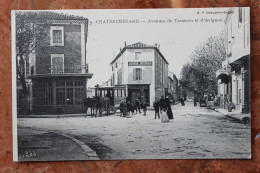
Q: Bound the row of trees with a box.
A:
[179,30,227,98]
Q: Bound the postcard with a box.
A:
[12,7,251,161]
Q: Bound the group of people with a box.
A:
[119,99,147,116]
[119,95,174,123]
[153,95,174,122]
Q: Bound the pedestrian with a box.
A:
[119,100,125,117]
[135,99,141,113]
[161,107,169,123]
[194,96,197,107]
[126,101,132,115]
[153,97,160,119]
[130,102,135,115]
[181,97,185,106]
[166,95,174,119]
[142,102,147,116]
[159,95,167,111]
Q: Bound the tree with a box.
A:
[180,30,227,97]
[16,12,48,113]
[16,12,47,95]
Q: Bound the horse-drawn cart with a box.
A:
[83,85,127,116]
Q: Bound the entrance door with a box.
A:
[128,87,150,105]
[131,90,142,103]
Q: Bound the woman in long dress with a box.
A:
[161,108,169,123]
[166,96,174,119]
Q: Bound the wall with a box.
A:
[36,24,82,74]
[226,7,250,64]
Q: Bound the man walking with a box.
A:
[135,99,141,113]
[119,100,125,117]
[153,97,160,119]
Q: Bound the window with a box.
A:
[117,89,122,97]
[33,80,53,105]
[133,68,142,81]
[50,26,64,46]
[66,81,73,105]
[55,80,84,106]
[51,54,64,74]
[75,88,84,105]
[135,52,141,60]
[66,88,73,105]
[238,7,242,24]
[56,88,65,105]
[117,69,122,85]
[116,62,118,68]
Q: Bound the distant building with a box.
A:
[216,7,250,113]
[110,42,169,106]
[167,71,179,101]
[86,87,96,98]
[28,12,93,114]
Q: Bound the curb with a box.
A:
[213,109,250,123]
[52,132,99,160]
[24,127,99,160]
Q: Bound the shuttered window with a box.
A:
[133,68,142,81]
[50,26,64,46]
[53,30,62,43]
[51,54,64,74]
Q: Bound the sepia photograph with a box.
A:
[12,7,251,161]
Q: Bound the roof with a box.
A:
[110,42,169,65]
[16,11,88,24]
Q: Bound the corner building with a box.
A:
[110,42,169,106]
[28,12,93,114]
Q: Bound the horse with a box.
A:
[95,96,111,116]
[83,97,97,117]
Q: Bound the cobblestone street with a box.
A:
[18,101,251,160]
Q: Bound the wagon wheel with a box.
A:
[109,106,116,114]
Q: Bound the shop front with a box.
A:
[127,84,150,105]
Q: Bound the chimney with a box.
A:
[124,41,127,47]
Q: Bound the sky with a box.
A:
[63,8,230,87]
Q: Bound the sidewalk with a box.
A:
[214,107,251,122]
[18,127,99,161]
[18,113,86,118]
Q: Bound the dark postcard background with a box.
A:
[1,0,260,172]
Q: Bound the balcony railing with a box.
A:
[30,64,89,75]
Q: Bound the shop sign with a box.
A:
[128,61,152,66]
[128,85,149,89]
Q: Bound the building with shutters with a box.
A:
[27,12,93,114]
[110,42,169,106]
[168,71,179,102]
[216,7,250,113]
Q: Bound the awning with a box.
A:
[216,69,229,84]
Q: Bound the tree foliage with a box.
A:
[16,12,47,95]
[179,30,227,97]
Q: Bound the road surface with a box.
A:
[17,101,251,160]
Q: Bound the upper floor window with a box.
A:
[133,68,142,81]
[51,54,64,74]
[135,52,141,60]
[50,26,64,46]
[238,7,242,24]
